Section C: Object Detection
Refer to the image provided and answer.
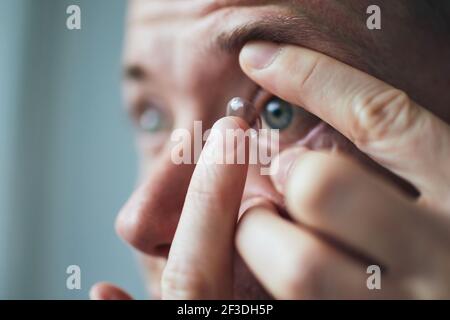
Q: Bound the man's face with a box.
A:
[117,0,450,299]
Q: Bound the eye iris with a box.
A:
[140,108,163,133]
[263,98,294,130]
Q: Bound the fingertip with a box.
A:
[284,152,361,219]
[89,282,133,300]
[270,147,310,194]
[284,151,330,211]
[239,41,282,71]
[212,116,249,132]
[238,197,277,222]
[89,283,105,300]
[200,116,251,167]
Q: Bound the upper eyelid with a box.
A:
[128,99,158,125]
[125,83,167,118]
[251,88,274,113]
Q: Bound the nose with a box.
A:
[116,151,195,257]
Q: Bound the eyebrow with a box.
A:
[214,14,325,54]
[123,15,321,83]
[124,63,149,83]
[214,13,371,78]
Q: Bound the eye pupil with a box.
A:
[263,98,294,130]
[272,108,283,118]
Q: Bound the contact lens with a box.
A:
[226,97,261,129]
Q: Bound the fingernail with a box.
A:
[240,42,282,70]
[238,197,276,221]
[270,147,308,194]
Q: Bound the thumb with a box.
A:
[240,42,450,203]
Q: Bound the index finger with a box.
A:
[239,42,450,199]
[162,116,250,299]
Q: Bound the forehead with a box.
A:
[124,0,361,65]
[125,0,294,52]
[124,1,297,89]
[123,0,416,93]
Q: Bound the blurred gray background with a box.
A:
[0,0,146,299]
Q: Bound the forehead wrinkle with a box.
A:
[128,1,209,26]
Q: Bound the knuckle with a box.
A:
[279,241,328,299]
[351,88,413,148]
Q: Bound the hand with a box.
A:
[235,42,450,299]
[91,116,250,300]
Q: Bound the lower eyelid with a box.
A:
[137,131,170,156]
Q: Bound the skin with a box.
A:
[90,0,450,299]
[237,43,450,298]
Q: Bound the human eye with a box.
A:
[261,96,294,131]
[255,91,321,146]
[130,100,173,155]
[129,98,171,135]
[138,105,168,134]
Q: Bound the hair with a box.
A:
[426,0,450,16]
[418,0,450,34]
